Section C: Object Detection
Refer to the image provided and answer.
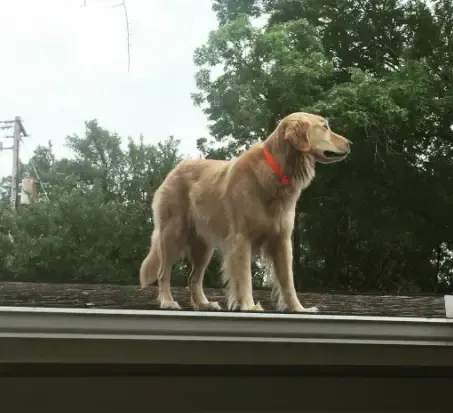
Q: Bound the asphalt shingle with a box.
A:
[0,281,446,318]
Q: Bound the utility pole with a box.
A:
[11,116,21,209]
[0,116,28,209]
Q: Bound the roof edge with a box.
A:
[0,306,452,347]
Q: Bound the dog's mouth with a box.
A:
[323,150,348,159]
[313,149,350,164]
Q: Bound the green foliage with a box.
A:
[191,0,453,293]
[193,14,332,156]
[0,125,191,286]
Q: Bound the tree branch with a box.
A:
[113,1,131,72]
[82,1,131,72]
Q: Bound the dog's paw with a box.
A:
[193,301,222,311]
[241,302,264,312]
[206,301,222,310]
[160,300,181,310]
[298,306,319,313]
[252,301,264,311]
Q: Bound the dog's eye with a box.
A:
[324,123,329,131]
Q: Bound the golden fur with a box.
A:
[139,112,351,312]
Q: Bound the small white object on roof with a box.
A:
[445,295,453,319]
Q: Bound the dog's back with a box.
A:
[152,158,232,251]
[153,158,228,218]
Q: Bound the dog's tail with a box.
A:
[139,230,161,288]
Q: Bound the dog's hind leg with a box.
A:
[187,237,221,311]
[156,221,184,310]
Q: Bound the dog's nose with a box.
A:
[344,141,351,153]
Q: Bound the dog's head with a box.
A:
[280,112,351,164]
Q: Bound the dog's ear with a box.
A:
[284,119,311,152]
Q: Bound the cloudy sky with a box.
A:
[0,0,218,179]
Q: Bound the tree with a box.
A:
[0,121,190,286]
[192,0,453,293]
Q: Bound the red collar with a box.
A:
[263,148,291,185]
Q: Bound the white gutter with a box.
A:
[0,305,452,365]
[0,306,452,346]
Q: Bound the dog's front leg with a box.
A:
[223,233,263,312]
[268,236,318,313]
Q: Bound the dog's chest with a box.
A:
[245,199,295,241]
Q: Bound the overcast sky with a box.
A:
[0,0,218,179]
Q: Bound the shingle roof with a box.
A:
[0,281,446,318]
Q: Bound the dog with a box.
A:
[139,112,351,312]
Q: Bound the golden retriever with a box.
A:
[140,112,351,312]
